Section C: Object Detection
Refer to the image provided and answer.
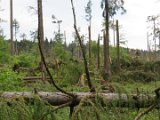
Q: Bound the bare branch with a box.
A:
[134,104,156,120]
[70,0,95,92]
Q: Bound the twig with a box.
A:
[40,101,72,120]
[70,0,95,93]
[134,104,156,120]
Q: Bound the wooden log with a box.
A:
[23,76,51,80]
[0,92,159,108]
[23,76,51,82]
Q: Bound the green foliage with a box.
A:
[0,36,10,64]
[101,0,126,17]
[85,0,92,22]
[144,61,160,73]
[53,42,71,61]
[118,70,157,82]
[110,47,129,72]
[110,47,129,61]
[57,62,84,86]
[91,41,98,58]
[0,94,160,120]
[0,96,57,120]
[15,53,38,68]
[72,94,160,120]
[0,67,24,91]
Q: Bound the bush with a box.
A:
[0,37,10,64]
[118,70,157,82]
[144,61,160,72]
[0,67,24,91]
[57,62,84,86]
[11,53,39,68]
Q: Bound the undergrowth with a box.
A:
[0,95,159,120]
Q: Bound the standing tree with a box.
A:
[116,20,120,71]
[30,30,38,42]
[37,1,76,118]
[110,19,116,47]
[147,15,160,52]
[0,5,4,36]
[97,34,101,69]
[85,0,92,65]
[52,15,63,43]
[10,0,14,55]
[13,19,19,55]
[20,33,27,41]
[37,0,46,82]
[101,0,126,78]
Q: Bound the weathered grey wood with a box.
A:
[23,76,51,82]
[0,92,158,108]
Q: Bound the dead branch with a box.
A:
[70,0,95,92]
[134,104,156,120]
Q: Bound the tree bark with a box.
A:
[97,34,100,69]
[88,26,91,65]
[105,0,111,77]
[37,0,46,82]
[103,31,107,70]
[116,20,120,71]
[23,76,51,82]
[10,0,14,55]
[1,92,158,108]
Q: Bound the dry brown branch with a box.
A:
[134,104,156,120]
[40,101,72,120]
[70,0,95,92]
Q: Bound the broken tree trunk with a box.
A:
[1,92,159,108]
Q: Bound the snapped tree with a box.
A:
[85,0,92,65]
[101,0,126,78]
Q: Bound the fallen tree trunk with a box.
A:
[0,92,159,108]
[23,76,51,82]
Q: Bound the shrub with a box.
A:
[11,53,39,68]
[118,70,157,82]
[0,67,24,91]
[0,37,10,64]
[57,62,84,86]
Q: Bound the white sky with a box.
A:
[0,0,160,50]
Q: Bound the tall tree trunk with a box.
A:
[103,31,107,71]
[37,0,45,82]
[105,0,111,77]
[14,24,18,55]
[97,34,100,69]
[10,0,14,55]
[113,19,116,47]
[116,20,120,71]
[88,25,91,65]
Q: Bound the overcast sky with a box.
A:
[0,0,160,50]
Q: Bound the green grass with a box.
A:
[111,80,160,94]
